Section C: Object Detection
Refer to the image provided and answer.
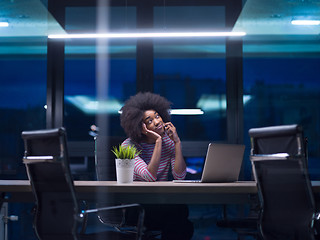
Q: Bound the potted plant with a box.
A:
[111,145,140,183]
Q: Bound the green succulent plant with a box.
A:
[111,144,140,159]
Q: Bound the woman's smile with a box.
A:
[143,110,165,135]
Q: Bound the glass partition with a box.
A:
[243,55,320,180]
[154,6,227,141]
[0,57,46,179]
[64,6,137,141]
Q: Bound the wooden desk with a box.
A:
[75,181,258,204]
[1,180,320,204]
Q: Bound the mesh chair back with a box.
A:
[22,127,78,240]
[249,124,305,157]
[253,158,316,240]
[94,135,126,226]
[94,136,125,181]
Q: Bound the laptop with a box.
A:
[174,143,245,183]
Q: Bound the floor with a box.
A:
[189,205,240,240]
[4,203,257,240]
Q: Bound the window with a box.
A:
[64,6,137,141]
[0,57,46,179]
[153,6,227,141]
[243,56,320,180]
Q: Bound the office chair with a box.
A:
[21,127,145,240]
[251,157,319,240]
[91,133,129,228]
[92,132,162,240]
[217,124,306,239]
[248,124,308,239]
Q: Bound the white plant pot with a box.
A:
[115,158,135,183]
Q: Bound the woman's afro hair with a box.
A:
[120,92,172,143]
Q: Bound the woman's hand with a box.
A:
[142,123,162,142]
[164,122,180,144]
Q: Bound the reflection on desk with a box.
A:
[1,180,320,204]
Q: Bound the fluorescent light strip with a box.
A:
[170,109,204,115]
[291,20,320,26]
[0,22,9,27]
[26,156,54,160]
[118,109,204,115]
[48,32,246,39]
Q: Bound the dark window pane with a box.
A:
[0,58,46,179]
[243,57,320,180]
[64,6,137,141]
[154,6,227,141]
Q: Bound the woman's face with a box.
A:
[143,110,165,135]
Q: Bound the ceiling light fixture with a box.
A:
[291,20,320,26]
[118,109,204,115]
[0,22,9,27]
[48,31,246,39]
[170,109,204,115]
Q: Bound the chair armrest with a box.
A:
[78,203,145,240]
[250,153,289,162]
[80,203,142,215]
[23,156,61,164]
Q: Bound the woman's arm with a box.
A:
[173,141,187,175]
[142,123,162,179]
[134,156,157,181]
[121,139,158,181]
[164,122,186,175]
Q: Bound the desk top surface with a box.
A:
[0,180,257,192]
[1,180,320,192]
[1,180,320,204]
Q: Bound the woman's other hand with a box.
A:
[164,122,180,144]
